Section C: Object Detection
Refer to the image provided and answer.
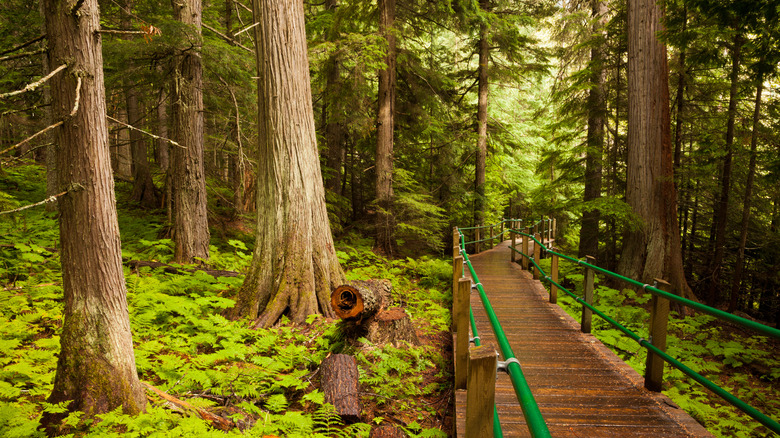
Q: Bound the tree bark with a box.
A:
[236,0,345,328]
[706,33,743,305]
[619,0,694,302]
[474,0,489,230]
[320,354,360,423]
[171,0,210,263]
[578,0,606,260]
[40,0,146,431]
[729,74,763,313]
[375,0,398,256]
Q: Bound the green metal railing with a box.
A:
[510,229,780,435]
[457,224,552,438]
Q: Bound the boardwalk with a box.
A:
[454,241,712,437]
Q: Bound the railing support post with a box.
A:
[500,220,505,243]
[475,227,481,254]
[466,343,496,438]
[454,278,471,390]
[552,218,557,241]
[511,230,517,263]
[452,228,460,259]
[533,233,542,280]
[453,256,463,308]
[645,278,671,392]
[489,225,494,249]
[550,249,559,304]
[521,227,530,270]
[581,255,596,333]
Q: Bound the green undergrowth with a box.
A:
[535,257,780,438]
[0,164,452,437]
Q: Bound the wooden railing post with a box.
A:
[521,226,530,270]
[533,233,542,280]
[466,343,496,438]
[500,220,505,243]
[489,225,494,249]
[453,255,463,309]
[581,255,596,333]
[550,249,559,304]
[548,218,554,243]
[511,229,517,263]
[475,227,481,254]
[645,278,671,392]
[552,218,557,241]
[454,278,471,390]
[452,228,460,259]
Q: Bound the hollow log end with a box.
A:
[331,284,364,319]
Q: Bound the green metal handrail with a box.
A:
[458,228,552,438]
[509,229,780,435]
[468,306,504,438]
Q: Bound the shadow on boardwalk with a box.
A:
[454,241,713,438]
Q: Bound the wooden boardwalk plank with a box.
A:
[454,241,712,437]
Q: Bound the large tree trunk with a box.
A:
[40,0,146,431]
[578,0,607,260]
[375,0,398,256]
[619,0,694,301]
[729,74,763,313]
[236,0,345,328]
[474,0,489,229]
[171,0,210,263]
[706,33,743,305]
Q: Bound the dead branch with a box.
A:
[0,64,66,99]
[0,190,67,215]
[141,382,234,431]
[0,76,81,157]
[0,49,47,63]
[233,21,259,37]
[99,29,145,35]
[107,115,185,148]
[0,35,45,57]
[126,259,241,278]
[202,23,253,53]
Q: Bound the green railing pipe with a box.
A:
[511,229,780,341]
[468,307,504,438]
[509,235,780,434]
[458,229,552,438]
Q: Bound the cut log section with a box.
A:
[320,353,361,423]
[330,279,392,321]
[370,424,407,437]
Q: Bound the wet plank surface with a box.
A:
[454,241,712,437]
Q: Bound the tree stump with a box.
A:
[330,279,392,321]
[320,354,361,423]
[331,280,419,348]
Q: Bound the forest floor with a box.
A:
[0,163,456,437]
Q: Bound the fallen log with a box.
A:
[126,260,241,278]
[320,354,361,423]
[141,382,233,431]
[330,279,392,321]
